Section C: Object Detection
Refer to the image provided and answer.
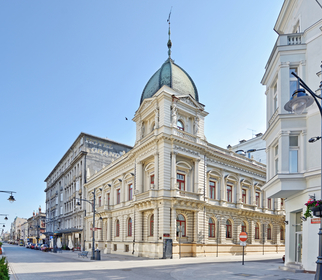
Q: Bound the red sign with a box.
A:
[90,227,102,231]
[239,232,248,242]
[311,218,321,224]
[163,233,170,237]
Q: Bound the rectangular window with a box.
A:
[227,185,232,202]
[128,184,133,201]
[273,82,278,112]
[117,189,121,204]
[289,67,298,98]
[107,193,110,207]
[281,198,284,207]
[98,196,101,207]
[150,175,154,185]
[256,192,260,207]
[209,181,216,199]
[289,136,298,173]
[267,198,272,209]
[275,145,279,175]
[177,173,185,191]
[242,189,246,204]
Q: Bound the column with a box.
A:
[248,220,254,244]
[110,183,114,206]
[136,162,143,194]
[107,217,112,241]
[194,159,200,193]
[154,207,159,242]
[171,152,177,189]
[221,174,227,202]
[154,153,159,189]
[236,178,242,207]
[135,210,143,242]
[251,183,256,205]
[121,178,125,203]
[171,207,177,242]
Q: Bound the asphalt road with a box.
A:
[2,244,314,280]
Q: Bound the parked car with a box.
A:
[26,243,32,248]
[35,243,42,250]
[30,243,36,249]
[40,244,49,252]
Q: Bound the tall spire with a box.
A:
[167,7,172,58]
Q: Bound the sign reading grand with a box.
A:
[85,137,131,160]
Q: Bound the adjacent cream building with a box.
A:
[84,53,285,258]
[261,0,322,272]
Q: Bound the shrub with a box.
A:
[0,242,2,248]
[0,257,9,280]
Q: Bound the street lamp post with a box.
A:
[76,187,102,260]
[284,64,322,280]
[0,191,16,202]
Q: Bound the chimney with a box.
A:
[33,211,35,217]
[39,205,41,213]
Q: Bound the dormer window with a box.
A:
[177,120,184,131]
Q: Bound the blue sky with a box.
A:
[0,1,282,230]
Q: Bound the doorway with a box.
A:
[295,231,302,263]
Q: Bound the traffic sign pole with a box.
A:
[239,232,248,266]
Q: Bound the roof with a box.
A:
[140,58,199,104]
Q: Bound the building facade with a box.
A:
[229,133,266,164]
[10,217,27,244]
[44,132,132,250]
[84,55,285,258]
[261,0,322,272]
[25,208,46,245]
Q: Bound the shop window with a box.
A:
[226,220,232,238]
[280,226,285,241]
[209,181,216,199]
[255,223,260,239]
[177,173,185,191]
[209,218,216,238]
[150,215,154,236]
[128,218,132,237]
[227,185,232,202]
[267,225,272,240]
[177,214,186,237]
[241,221,246,233]
[115,220,120,237]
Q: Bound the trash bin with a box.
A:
[95,249,101,260]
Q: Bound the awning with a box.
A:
[55,228,83,234]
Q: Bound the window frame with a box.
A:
[267,224,272,240]
[227,185,232,202]
[115,220,120,237]
[267,198,272,209]
[241,221,246,233]
[177,173,185,191]
[289,135,299,173]
[242,189,247,204]
[255,223,260,239]
[226,220,232,238]
[209,218,216,238]
[128,218,132,237]
[177,120,184,131]
[150,214,154,236]
[117,189,121,204]
[274,145,279,175]
[176,214,186,237]
[256,191,260,207]
[209,181,216,199]
[128,184,133,201]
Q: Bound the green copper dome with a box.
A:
[140,58,199,104]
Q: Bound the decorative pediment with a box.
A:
[178,95,204,110]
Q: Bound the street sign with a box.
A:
[240,241,247,246]
[239,232,248,242]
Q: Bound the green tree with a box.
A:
[0,257,9,280]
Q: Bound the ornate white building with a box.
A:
[261,0,322,272]
[84,43,285,258]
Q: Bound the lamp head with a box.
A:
[235,150,246,156]
[308,136,321,143]
[284,88,314,114]
[4,217,8,220]
[8,193,16,203]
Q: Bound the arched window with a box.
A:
[177,120,184,131]
[177,214,186,237]
[241,221,246,233]
[115,220,120,237]
[150,215,154,236]
[280,226,284,241]
[209,218,216,237]
[226,220,232,238]
[255,223,259,239]
[267,224,272,240]
[128,218,132,237]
